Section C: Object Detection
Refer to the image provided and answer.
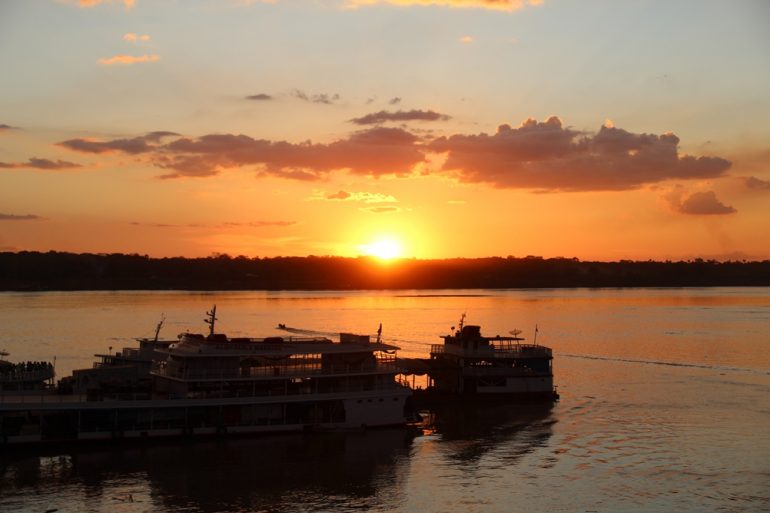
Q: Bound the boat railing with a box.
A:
[0,368,55,383]
[0,380,409,404]
[0,391,90,404]
[174,381,408,400]
[430,343,551,358]
[152,360,400,381]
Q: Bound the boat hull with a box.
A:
[0,388,412,446]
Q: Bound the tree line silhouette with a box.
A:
[1,251,769,291]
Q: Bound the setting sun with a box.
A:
[359,237,404,260]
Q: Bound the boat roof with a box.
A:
[161,333,400,357]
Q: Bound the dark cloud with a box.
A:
[389,97,402,105]
[144,131,181,141]
[741,176,770,190]
[51,116,731,192]
[0,158,83,170]
[0,213,46,221]
[58,131,178,154]
[245,94,273,101]
[665,189,737,215]
[430,117,732,191]
[350,109,451,125]
[0,124,19,132]
[291,90,340,104]
[151,127,424,179]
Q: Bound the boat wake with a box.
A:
[559,353,769,376]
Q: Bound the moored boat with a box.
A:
[402,314,558,402]
[0,307,413,446]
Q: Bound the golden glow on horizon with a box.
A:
[358,236,405,260]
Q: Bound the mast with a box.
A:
[205,305,217,337]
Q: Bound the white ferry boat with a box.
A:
[0,307,413,445]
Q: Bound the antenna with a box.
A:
[154,314,166,342]
[376,323,382,344]
[205,305,218,337]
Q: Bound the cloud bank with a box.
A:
[430,117,731,191]
[56,117,731,191]
[60,128,425,179]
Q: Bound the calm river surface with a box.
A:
[1,288,769,513]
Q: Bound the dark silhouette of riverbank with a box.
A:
[1,251,769,291]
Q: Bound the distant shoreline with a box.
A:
[2,251,769,291]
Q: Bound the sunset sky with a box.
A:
[1,0,769,261]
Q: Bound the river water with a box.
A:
[1,288,769,513]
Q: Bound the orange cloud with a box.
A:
[459,35,474,43]
[347,0,542,11]
[123,33,151,42]
[98,54,160,66]
[430,117,732,191]
[75,0,135,8]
